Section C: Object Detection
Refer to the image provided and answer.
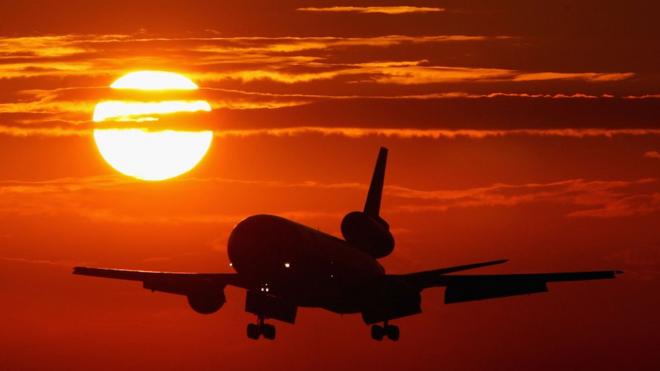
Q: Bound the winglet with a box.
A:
[364,147,388,218]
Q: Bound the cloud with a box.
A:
[353,62,514,84]
[3,123,660,139]
[644,150,660,159]
[0,176,235,226]
[297,6,445,15]
[0,175,132,196]
[1,176,657,224]
[0,99,94,115]
[0,125,88,137]
[214,127,660,140]
[0,33,634,87]
[14,85,616,116]
[194,60,635,85]
[0,35,89,58]
[193,35,494,55]
[350,62,635,85]
[514,72,635,82]
[0,33,650,142]
[0,33,504,81]
[206,87,617,101]
[388,178,660,218]
[0,176,345,225]
[624,94,660,100]
[566,194,660,218]
[3,85,657,138]
[0,85,649,136]
[0,256,78,268]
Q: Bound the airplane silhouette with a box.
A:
[74,147,621,341]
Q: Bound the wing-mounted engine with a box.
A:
[342,147,395,258]
[141,275,228,315]
[72,267,241,316]
[341,211,394,258]
[187,291,226,314]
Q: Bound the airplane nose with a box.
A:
[227,215,298,281]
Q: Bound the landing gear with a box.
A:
[386,324,400,341]
[247,323,260,339]
[246,316,276,340]
[370,321,399,341]
[261,323,276,340]
[371,324,385,340]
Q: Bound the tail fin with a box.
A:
[364,147,388,218]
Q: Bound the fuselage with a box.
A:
[227,214,385,313]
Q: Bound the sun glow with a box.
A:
[93,129,213,181]
[93,71,213,181]
[110,71,199,90]
[93,100,211,122]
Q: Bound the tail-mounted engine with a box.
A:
[341,211,394,258]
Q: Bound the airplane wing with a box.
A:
[73,267,248,296]
[390,264,622,304]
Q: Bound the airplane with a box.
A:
[74,147,622,341]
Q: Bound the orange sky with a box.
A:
[1,1,659,370]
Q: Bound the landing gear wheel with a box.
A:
[371,325,385,341]
[247,323,260,340]
[386,325,400,341]
[262,323,276,340]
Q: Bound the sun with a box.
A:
[93,71,213,181]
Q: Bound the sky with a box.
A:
[0,1,659,370]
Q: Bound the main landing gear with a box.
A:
[247,315,276,340]
[370,320,399,341]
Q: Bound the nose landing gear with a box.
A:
[246,315,276,340]
[370,321,399,341]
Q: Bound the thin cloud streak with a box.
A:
[0,125,88,137]
[297,6,445,15]
[644,150,660,159]
[195,61,634,85]
[3,124,660,139]
[1,176,657,223]
[0,175,342,225]
[214,127,660,140]
[387,178,660,218]
[206,88,619,101]
[514,72,635,82]
[566,194,660,218]
[193,35,495,55]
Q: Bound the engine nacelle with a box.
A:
[187,291,226,315]
[341,211,394,258]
